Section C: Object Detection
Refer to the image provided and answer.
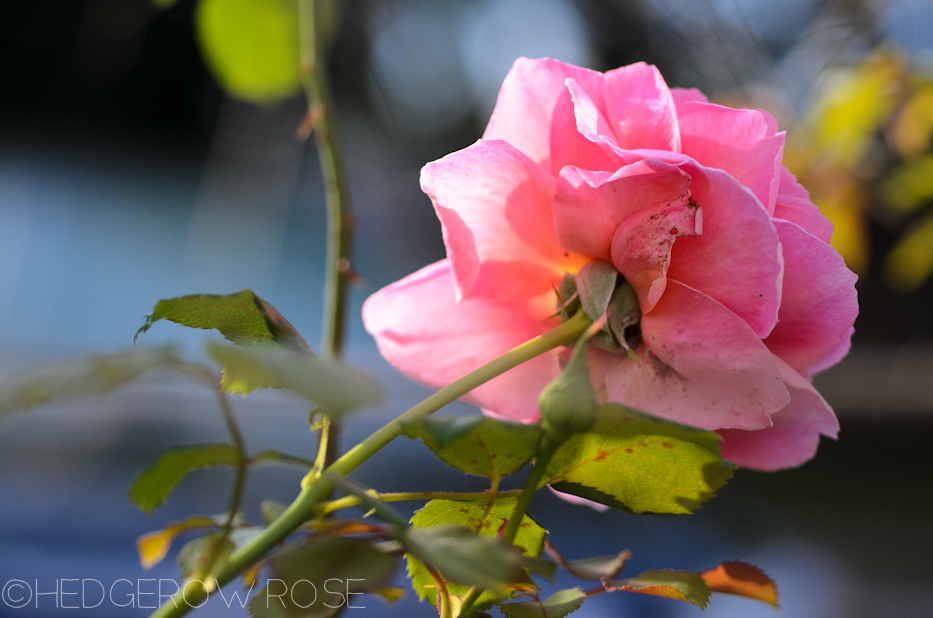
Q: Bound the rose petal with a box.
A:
[803,326,854,376]
[765,220,858,371]
[550,77,619,173]
[671,87,708,105]
[602,62,681,152]
[553,159,694,266]
[676,101,785,214]
[362,260,561,422]
[774,195,834,244]
[718,359,839,470]
[547,485,611,512]
[564,76,626,165]
[777,166,811,200]
[666,161,783,337]
[421,139,579,301]
[484,57,607,173]
[601,280,789,430]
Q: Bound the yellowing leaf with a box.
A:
[606,570,711,608]
[400,415,542,482]
[816,189,869,274]
[808,53,902,168]
[406,498,547,612]
[701,561,779,607]
[890,86,933,159]
[196,0,301,104]
[884,212,933,293]
[882,155,933,213]
[543,404,732,514]
[136,516,217,570]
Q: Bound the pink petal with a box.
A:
[553,159,694,269]
[676,101,785,214]
[671,87,708,105]
[605,168,701,312]
[484,57,607,173]
[764,220,858,371]
[774,195,834,244]
[601,280,789,430]
[550,77,619,174]
[362,260,560,422]
[803,326,854,376]
[602,62,681,152]
[777,166,811,200]
[564,77,626,165]
[421,139,576,301]
[717,359,839,470]
[666,161,783,338]
[547,486,610,512]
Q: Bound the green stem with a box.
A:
[428,567,453,618]
[200,391,248,588]
[318,490,522,516]
[298,0,353,362]
[299,0,352,474]
[502,438,559,544]
[148,311,590,618]
[460,436,562,617]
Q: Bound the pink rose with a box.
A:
[363,58,858,471]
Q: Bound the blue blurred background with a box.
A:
[1,0,932,616]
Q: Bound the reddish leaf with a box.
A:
[701,561,779,607]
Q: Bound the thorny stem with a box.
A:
[299,0,353,470]
[148,311,591,618]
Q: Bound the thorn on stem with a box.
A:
[337,257,366,288]
[296,105,323,141]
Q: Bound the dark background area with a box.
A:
[1,1,931,617]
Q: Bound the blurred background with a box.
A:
[1,0,932,616]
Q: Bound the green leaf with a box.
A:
[406,498,547,611]
[178,533,235,582]
[575,261,617,321]
[544,541,629,581]
[135,290,309,351]
[196,0,301,104]
[208,343,381,412]
[129,444,241,513]
[543,404,733,514]
[500,587,587,618]
[400,416,542,481]
[606,570,711,608]
[249,537,398,618]
[0,345,177,416]
[261,500,288,525]
[403,526,547,595]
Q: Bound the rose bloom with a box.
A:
[363,58,858,471]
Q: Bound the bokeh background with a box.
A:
[2,0,933,616]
